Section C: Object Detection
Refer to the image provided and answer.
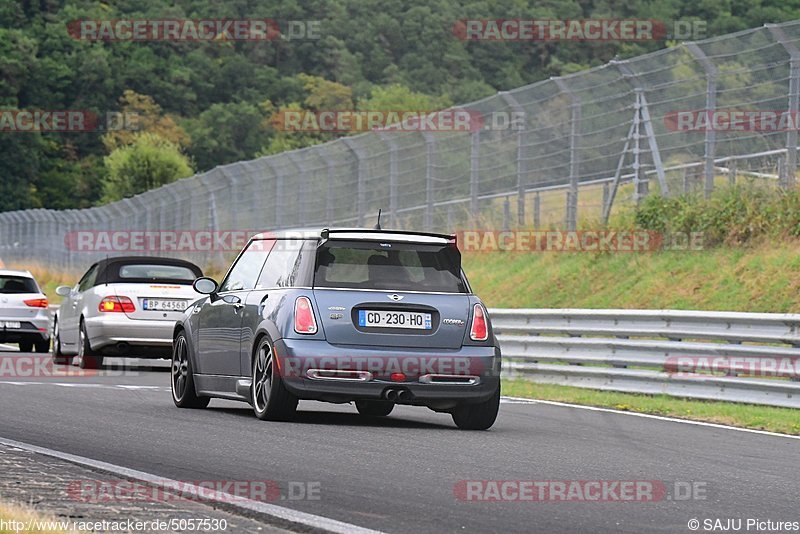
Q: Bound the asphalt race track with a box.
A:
[0,350,798,533]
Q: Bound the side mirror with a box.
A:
[193,277,219,296]
[55,286,72,297]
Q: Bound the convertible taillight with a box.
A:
[469,303,488,341]
[294,296,317,334]
[24,298,48,308]
[99,296,135,313]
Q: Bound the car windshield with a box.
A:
[118,264,197,282]
[314,241,465,293]
[0,276,38,294]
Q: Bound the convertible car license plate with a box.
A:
[2,321,21,329]
[142,299,187,312]
[358,310,432,330]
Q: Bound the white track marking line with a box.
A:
[0,380,167,391]
[501,395,800,440]
[0,436,386,534]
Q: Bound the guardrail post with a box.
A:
[729,159,737,186]
[767,24,800,189]
[687,43,718,198]
[499,91,528,226]
[553,77,581,231]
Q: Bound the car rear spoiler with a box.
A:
[321,228,457,244]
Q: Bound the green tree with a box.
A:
[102,133,193,203]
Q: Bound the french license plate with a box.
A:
[358,310,432,330]
[2,321,20,329]
[142,299,187,312]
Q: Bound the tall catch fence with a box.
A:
[3,21,800,270]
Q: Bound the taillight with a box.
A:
[99,296,135,313]
[294,296,317,334]
[23,298,48,308]
[470,303,488,341]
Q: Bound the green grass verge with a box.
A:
[502,379,800,435]
[463,239,800,312]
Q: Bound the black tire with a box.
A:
[52,320,72,365]
[451,386,500,430]
[77,321,103,369]
[251,337,298,421]
[171,331,210,409]
[18,341,32,353]
[34,339,50,353]
[355,400,394,417]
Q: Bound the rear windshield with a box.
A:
[117,264,198,283]
[314,241,465,293]
[0,276,38,294]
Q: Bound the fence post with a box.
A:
[377,133,398,228]
[499,91,528,226]
[470,130,480,223]
[264,160,285,229]
[533,192,541,229]
[729,159,737,186]
[687,43,718,198]
[342,138,366,226]
[421,132,435,230]
[553,77,581,231]
[768,24,800,189]
[288,151,309,225]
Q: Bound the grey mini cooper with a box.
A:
[172,228,501,430]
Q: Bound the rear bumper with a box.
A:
[84,315,175,356]
[0,317,49,344]
[274,338,501,409]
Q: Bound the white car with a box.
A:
[0,269,51,353]
[53,257,203,368]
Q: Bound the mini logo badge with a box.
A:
[443,318,465,326]
[387,294,404,301]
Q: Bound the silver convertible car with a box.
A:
[172,228,501,430]
[54,257,203,368]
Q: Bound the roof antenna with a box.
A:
[373,209,382,230]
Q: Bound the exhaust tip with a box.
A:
[384,389,398,401]
[396,390,409,401]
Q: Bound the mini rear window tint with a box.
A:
[314,241,465,293]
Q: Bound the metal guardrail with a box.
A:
[490,308,800,409]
